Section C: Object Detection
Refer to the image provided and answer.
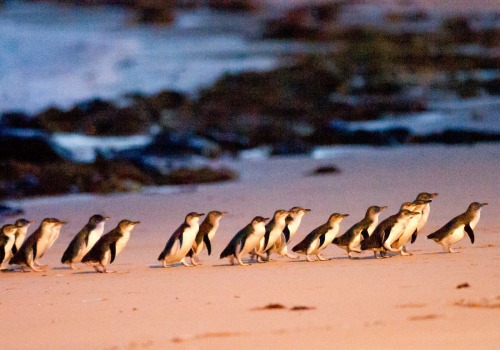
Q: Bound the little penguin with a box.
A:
[158,212,205,267]
[61,214,109,269]
[427,202,487,253]
[411,192,438,243]
[82,219,140,273]
[219,216,269,266]
[36,218,67,267]
[0,224,17,270]
[254,209,289,262]
[292,213,349,262]
[186,211,227,266]
[361,209,419,258]
[3,218,33,264]
[391,200,431,255]
[268,206,311,259]
[332,205,387,258]
[9,218,65,272]
[13,219,33,255]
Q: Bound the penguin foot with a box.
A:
[285,252,299,259]
[399,250,412,256]
[448,248,460,253]
[348,254,360,259]
[104,269,115,273]
[70,264,80,270]
[317,254,327,261]
[237,259,249,266]
[305,255,315,262]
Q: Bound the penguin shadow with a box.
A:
[52,266,72,270]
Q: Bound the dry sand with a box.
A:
[2,144,499,349]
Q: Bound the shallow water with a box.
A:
[0,1,337,114]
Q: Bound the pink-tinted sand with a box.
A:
[2,144,499,349]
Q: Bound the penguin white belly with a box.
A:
[394,215,421,248]
[3,236,15,264]
[36,235,51,258]
[166,226,198,262]
[208,224,218,241]
[318,226,339,252]
[384,222,406,246]
[288,220,301,239]
[115,233,131,257]
[367,221,378,236]
[442,226,466,245]
[241,227,265,255]
[470,212,480,229]
[307,239,321,254]
[15,233,27,250]
[87,224,105,252]
[417,204,431,231]
[350,233,362,249]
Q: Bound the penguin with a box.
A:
[360,209,419,258]
[0,224,17,270]
[219,216,269,266]
[267,206,311,259]
[254,209,289,262]
[186,211,226,266]
[46,217,65,251]
[36,218,67,267]
[427,202,487,253]
[61,214,109,269]
[158,212,205,267]
[332,205,387,258]
[81,219,140,273]
[292,213,349,262]
[391,200,431,255]
[9,218,65,272]
[411,192,438,244]
[3,218,33,264]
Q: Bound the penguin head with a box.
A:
[400,202,417,211]
[118,220,140,232]
[41,218,65,230]
[468,202,488,211]
[368,206,387,215]
[208,211,227,220]
[15,218,33,228]
[413,199,432,205]
[399,210,419,219]
[274,209,290,220]
[185,212,205,225]
[1,224,17,236]
[288,207,311,219]
[416,192,438,200]
[88,214,110,226]
[328,213,349,224]
[252,216,270,225]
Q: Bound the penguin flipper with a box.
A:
[465,224,475,244]
[32,243,38,261]
[361,229,369,240]
[203,235,212,255]
[0,247,5,264]
[319,234,326,248]
[85,233,90,246]
[11,244,17,255]
[110,243,116,264]
[410,229,418,244]
[263,230,271,251]
[283,225,291,243]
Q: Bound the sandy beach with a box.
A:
[2,144,499,349]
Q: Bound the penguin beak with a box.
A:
[305,209,312,212]
[380,206,388,210]
[432,193,439,197]
[221,212,228,216]
[197,213,205,217]
[104,216,110,220]
[59,221,68,225]
[132,221,141,225]
[343,214,349,217]
[481,203,488,207]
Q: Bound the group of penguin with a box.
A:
[0,192,487,273]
